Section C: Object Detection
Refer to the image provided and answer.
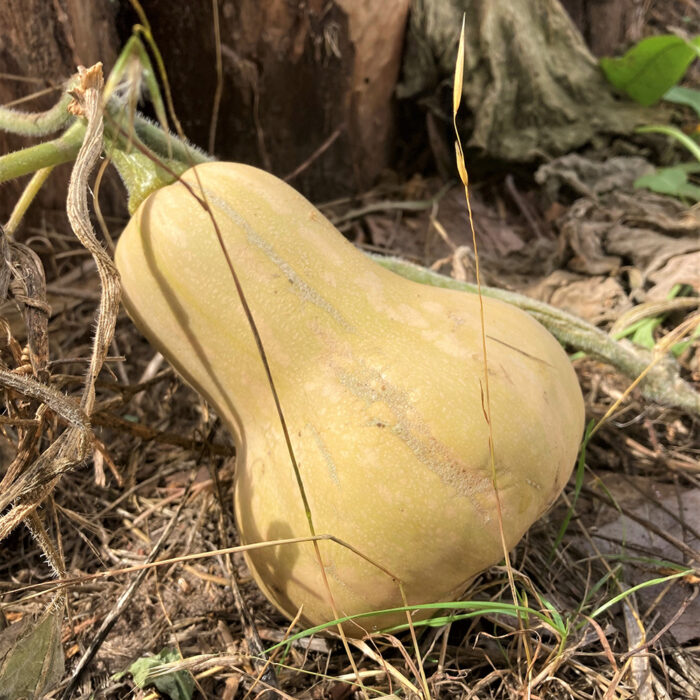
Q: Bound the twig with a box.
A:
[90,411,234,456]
[331,182,452,226]
[504,174,547,240]
[283,125,345,182]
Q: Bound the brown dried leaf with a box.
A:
[582,476,700,644]
[535,154,653,200]
[525,270,631,325]
[560,204,621,275]
[606,226,700,278]
[647,251,700,301]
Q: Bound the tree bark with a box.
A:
[560,0,643,56]
[122,0,409,198]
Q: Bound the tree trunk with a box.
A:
[122,0,409,198]
[560,0,644,56]
[398,0,653,166]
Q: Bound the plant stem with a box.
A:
[133,114,211,166]
[0,90,75,136]
[0,121,84,184]
[375,255,700,416]
[4,166,55,234]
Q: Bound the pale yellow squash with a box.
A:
[115,162,585,635]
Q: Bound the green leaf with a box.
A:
[600,35,700,106]
[0,608,64,700]
[673,161,700,174]
[630,317,662,349]
[126,648,194,700]
[634,166,700,201]
[664,85,700,118]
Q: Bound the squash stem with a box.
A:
[133,114,211,167]
[103,113,190,213]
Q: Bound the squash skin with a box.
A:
[115,162,585,634]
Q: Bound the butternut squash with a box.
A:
[115,162,585,634]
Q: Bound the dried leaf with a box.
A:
[647,251,700,301]
[535,154,653,200]
[0,607,64,700]
[580,476,700,644]
[525,271,631,325]
[606,226,700,277]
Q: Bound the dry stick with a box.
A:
[621,587,698,662]
[24,510,67,603]
[48,61,132,698]
[90,411,233,456]
[580,485,700,564]
[12,226,70,613]
[283,125,345,182]
[0,65,111,533]
[241,610,305,700]
[0,372,89,522]
[59,482,194,699]
[11,535,398,611]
